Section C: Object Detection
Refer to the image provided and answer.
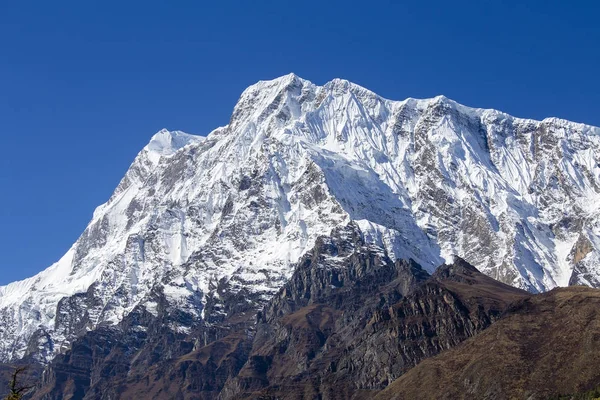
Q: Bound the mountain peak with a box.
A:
[433,256,482,280]
[145,129,204,157]
[240,73,307,97]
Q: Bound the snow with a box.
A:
[146,129,204,156]
[1,74,599,363]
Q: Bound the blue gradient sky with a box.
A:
[1,0,598,284]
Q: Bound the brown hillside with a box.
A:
[376,286,600,400]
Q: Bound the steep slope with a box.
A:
[376,286,600,400]
[30,271,259,400]
[1,73,599,366]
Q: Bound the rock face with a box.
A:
[28,278,259,400]
[0,73,599,372]
[376,286,600,400]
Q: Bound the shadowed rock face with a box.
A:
[28,280,261,400]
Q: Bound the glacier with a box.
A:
[1,73,599,363]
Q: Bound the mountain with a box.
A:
[1,73,599,371]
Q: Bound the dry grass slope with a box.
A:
[376,286,600,400]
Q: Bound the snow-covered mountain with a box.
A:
[1,73,599,363]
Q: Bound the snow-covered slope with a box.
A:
[1,73,599,363]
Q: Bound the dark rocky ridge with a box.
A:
[223,228,529,399]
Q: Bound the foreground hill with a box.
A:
[376,286,600,400]
[223,229,530,399]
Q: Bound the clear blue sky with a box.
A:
[1,0,598,285]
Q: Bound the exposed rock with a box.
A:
[571,233,594,264]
